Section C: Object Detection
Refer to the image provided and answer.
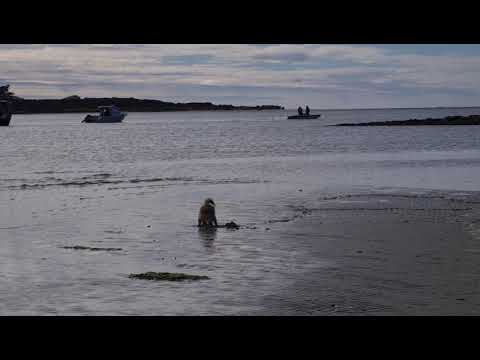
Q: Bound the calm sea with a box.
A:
[1,107,480,315]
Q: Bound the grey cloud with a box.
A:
[1,44,480,108]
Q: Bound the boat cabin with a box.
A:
[98,105,121,117]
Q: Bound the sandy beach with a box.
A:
[246,190,480,315]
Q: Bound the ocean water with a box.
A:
[1,107,480,315]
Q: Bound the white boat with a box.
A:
[82,105,126,123]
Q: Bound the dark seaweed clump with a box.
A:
[128,272,210,281]
[224,221,240,229]
[197,221,240,229]
[62,245,122,251]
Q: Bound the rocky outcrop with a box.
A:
[335,115,480,126]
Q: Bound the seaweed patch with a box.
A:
[128,272,210,281]
[62,245,122,251]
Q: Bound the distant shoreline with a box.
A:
[11,109,286,115]
[6,95,480,115]
[5,96,284,115]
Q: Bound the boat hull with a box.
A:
[82,113,126,123]
[288,114,321,120]
[0,113,11,126]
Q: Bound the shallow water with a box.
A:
[1,108,480,315]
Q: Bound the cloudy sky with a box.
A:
[1,44,480,109]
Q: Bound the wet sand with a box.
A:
[248,192,480,315]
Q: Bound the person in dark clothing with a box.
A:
[297,106,304,116]
[305,106,310,115]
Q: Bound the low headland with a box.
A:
[334,115,480,126]
[10,96,284,114]
[0,85,284,114]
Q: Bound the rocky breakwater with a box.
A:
[334,114,480,126]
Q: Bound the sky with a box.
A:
[1,44,480,109]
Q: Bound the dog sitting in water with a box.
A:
[198,198,218,227]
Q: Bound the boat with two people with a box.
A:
[288,105,321,119]
[82,105,127,123]
[0,101,12,126]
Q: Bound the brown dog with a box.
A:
[198,198,218,227]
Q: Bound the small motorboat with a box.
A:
[287,114,321,119]
[0,100,12,126]
[82,105,126,123]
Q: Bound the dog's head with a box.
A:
[204,198,215,207]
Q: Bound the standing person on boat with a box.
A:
[305,106,310,116]
[297,106,304,116]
